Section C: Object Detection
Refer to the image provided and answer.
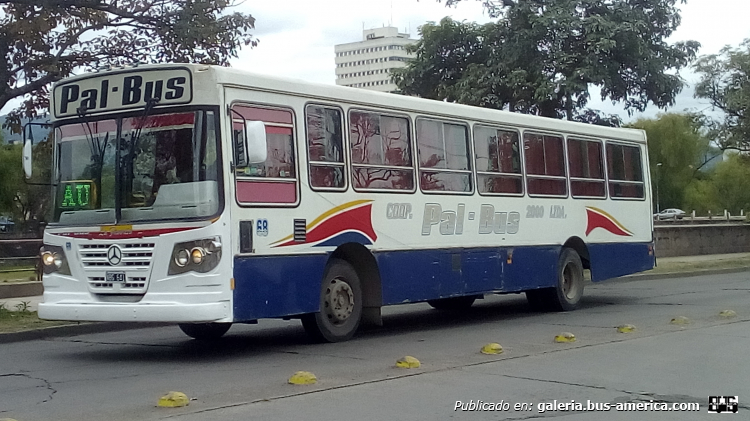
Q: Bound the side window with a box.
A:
[306,105,345,190]
[523,132,567,196]
[417,118,472,193]
[349,110,414,191]
[232,105,297,205]
[567,138,605,198]
[607,143,644,199]
[474,125,522,195]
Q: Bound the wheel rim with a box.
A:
[562,263,580,300]
[324,278,355,325]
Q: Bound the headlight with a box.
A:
[169,237,222,275]
[40,245,71,275]
[174,249,190,267]
[190,247,205,265]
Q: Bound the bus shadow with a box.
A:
[59,292,626,363]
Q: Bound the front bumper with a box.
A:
[38,299,231,323]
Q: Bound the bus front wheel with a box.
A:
[302,259,363,343]
[526,248,584,312]
[178,322,232,340]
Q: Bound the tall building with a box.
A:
[334,26,416,93]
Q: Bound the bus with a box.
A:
[25,63,655,342]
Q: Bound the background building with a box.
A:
[334,26,416,93]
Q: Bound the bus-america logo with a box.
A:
[270,200,377,248]
[585,207,633,237]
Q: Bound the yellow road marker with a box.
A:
[617,324,636,333]
[396,356,421,368]
[288,371,317,385]
[670,316,690,325]
[480,343,504,355]
[719,310,737,318]
[554,332,576,343]
[157,391,189,408]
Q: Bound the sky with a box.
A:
[3,0,750,122]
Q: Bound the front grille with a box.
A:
[79,243,155,267]
[80,242,155,294]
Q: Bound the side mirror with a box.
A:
[23,137,33,179]
[245,121,267,164]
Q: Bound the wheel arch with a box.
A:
[563,236,590,270]
[330,242,383,326]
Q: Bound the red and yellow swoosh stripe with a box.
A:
[270,200,377,247]
[585,207,633,237]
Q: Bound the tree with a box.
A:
[394,0,699,121]
[693,39,750,151]
[683,155,750,215]
[627,113,710,212]
[0,143,22,216]
[0,138,52,229]
[1,0,257,133]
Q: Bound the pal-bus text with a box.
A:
[421,203,520,236]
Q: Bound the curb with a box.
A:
[619,266,750,282]
[1,267,749,344]
[0,322,172,344]
[0,281,43,299]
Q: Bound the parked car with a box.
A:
[654,208,686,220]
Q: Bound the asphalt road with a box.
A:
[2,271,750,421]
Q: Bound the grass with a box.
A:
[646,256,750,275]
[0,304,73,334]
[0,269,38,283]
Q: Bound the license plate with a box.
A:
[106,272,126,283]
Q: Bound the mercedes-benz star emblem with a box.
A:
[107,245,123,266]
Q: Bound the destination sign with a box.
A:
[53,67,193,118]
[58,180,97,210]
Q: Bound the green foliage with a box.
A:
[694,39,750,151]
[684,155,750,215]
[396,0,699,121]
[0,144,21,215]
[0,137,52,228]
[0,0,257,133]
[627,113,710,211]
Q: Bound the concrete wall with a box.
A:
[0,239,43,258]
[654,224,750,257]
[0,239,42,268]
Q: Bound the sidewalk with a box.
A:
[3,252,750,313]
[1,294,42,312]
[655,252,750,263]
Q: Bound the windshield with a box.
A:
[53,110,221,225]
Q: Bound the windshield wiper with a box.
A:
[129,97,161,149]
[76,105,110,197]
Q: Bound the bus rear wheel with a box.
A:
[526,248,584,312]
[178,322,232,340]
[302,259,363,343]
[427,296,478,310]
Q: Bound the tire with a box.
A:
[301,259,363,343]
[178,322,232,340]
[427,296,478,311]
[526,247,584,311]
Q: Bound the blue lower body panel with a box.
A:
[233,253,328,322]
[375,246,560,305]
[589,242,655,282]
[232,242,654,321]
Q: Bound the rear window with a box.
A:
[606,143,644,199]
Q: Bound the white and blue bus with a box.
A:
[26,63,655,341]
